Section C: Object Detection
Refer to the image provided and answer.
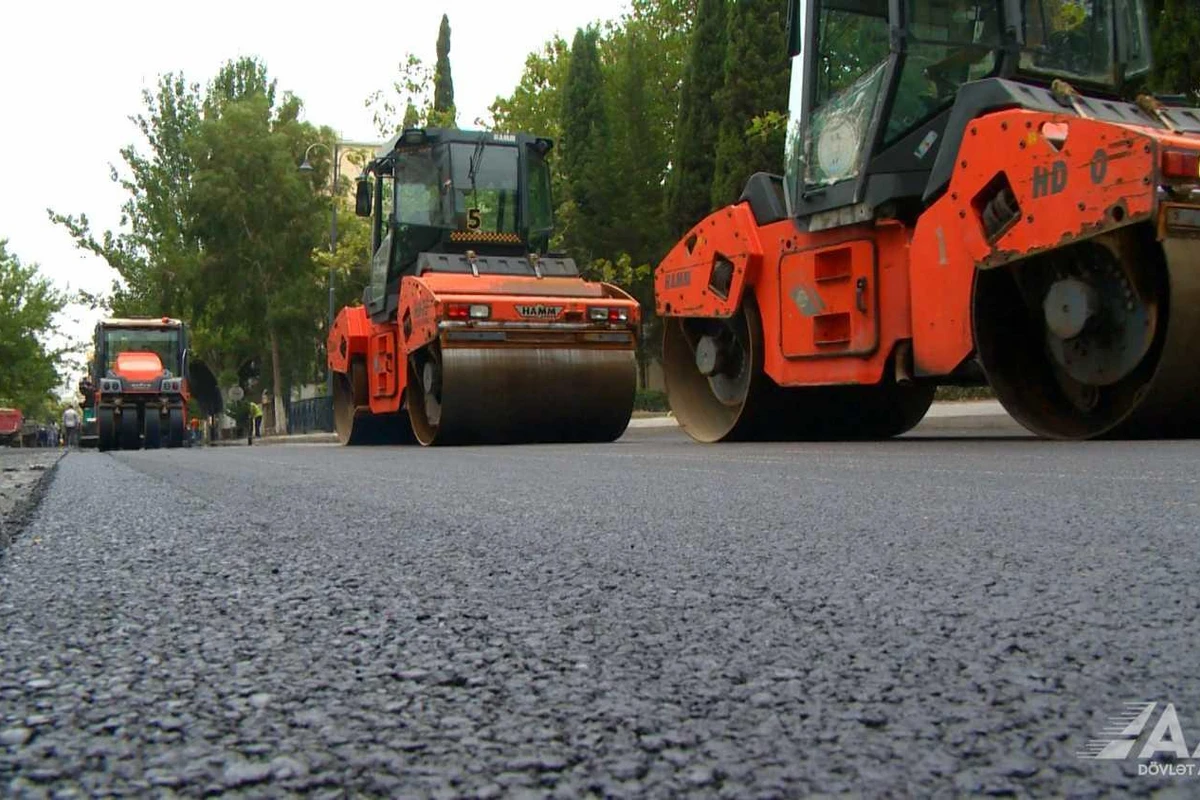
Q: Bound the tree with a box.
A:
[186,59,330,434]
[710,0,790,208]
[49,72,204,320]
[403,102,421,128]
[1148,0,1200,101]
[666,0,727,238]
[433,14,457,127]
[0,240,68,414]
[560,27,613,266]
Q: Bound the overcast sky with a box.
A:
[0,0,628,375]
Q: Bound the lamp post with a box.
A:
[300,138,380,396]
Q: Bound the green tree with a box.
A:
[666,0,727,238]
[1148,0,1200,101]
[49,72,204,319]
[710,0,790,208]
[560,27,612,266]
[433,14,457,127]
[403,102,421,128]
[0,240,68,414]
[186,59,330,434]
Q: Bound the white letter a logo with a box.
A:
[1140,704,1190,759]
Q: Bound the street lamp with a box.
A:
[299,138,380,396]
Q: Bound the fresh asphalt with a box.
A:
[2,421,1199,797]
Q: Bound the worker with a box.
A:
[190,417,202,446]
[62,406,79,449]
[248,400,262,445]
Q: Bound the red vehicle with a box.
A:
[656,0,1200,442]
[328,128,640,446]
[81,318,192,451]
[0,408,22,447]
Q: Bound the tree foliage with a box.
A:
[50,57,336,430]
[1148,0,1200,101]
[0,240,68,414]
[560,28,612,267]
[711,0,791,208]
[666,0,728,238]
[434,14,457,126]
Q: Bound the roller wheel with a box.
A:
[143,410,162,449]
[167,408,185,448]
[119,408,140,450]
[98,407,116,452]
[333,364,415,446]
[662,298,933,442]
[973,224,1200,439]
[407,341,636,446]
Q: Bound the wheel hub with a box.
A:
[1043,245,1155,387]
[694,335,725,377]
[1043,277,1097,339]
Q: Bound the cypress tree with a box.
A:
[710,0,791,208]
[433,14,456,126]
[561,27,611,264]
[665,0,728,238]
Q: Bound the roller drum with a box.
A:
[975,229,1200,440]
[409,346,637,445]
[663,300,934,443]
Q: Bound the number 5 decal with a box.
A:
[467,208,481,230]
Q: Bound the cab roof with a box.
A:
[101,317,184,328]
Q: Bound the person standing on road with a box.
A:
[250,401,263,442]
[62,406,80,449]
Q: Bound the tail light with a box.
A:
[1162,150,1200,179]
[446,303,490,320]
[589,306,631,323]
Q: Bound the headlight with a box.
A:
[161,378,183,393]
[100,378,122,393]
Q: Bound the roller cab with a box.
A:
[329,127,639,446]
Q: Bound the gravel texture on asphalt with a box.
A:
[0,450,62,554]
[2,430,1199,797]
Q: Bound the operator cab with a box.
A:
[95,320,186,380]
[778,0,1176,229]
[355,128,567,321]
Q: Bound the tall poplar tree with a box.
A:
[560,27,611,266]
[710,0,790,208]
[666,0,728,238]
[433,14,457,126]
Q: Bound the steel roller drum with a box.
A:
[1098,237,1200,438]
[976,233,1200,440]
[409,346,637,445]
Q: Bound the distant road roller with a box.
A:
[328,127,639,445]
[656,0,1200,442]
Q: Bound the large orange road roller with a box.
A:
[328,128,640,445]
[656,0,1200,442]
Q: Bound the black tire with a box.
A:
[119,408,140,450]
[143,410,163,449]
[167,408,185,449]
[98,407,116,452]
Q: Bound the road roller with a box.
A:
[328,127,640,445]
[82,317,192,451]
[656,0,1200,442]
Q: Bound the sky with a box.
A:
[0,0,628,386]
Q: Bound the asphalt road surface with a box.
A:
[2,425,1199,797]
